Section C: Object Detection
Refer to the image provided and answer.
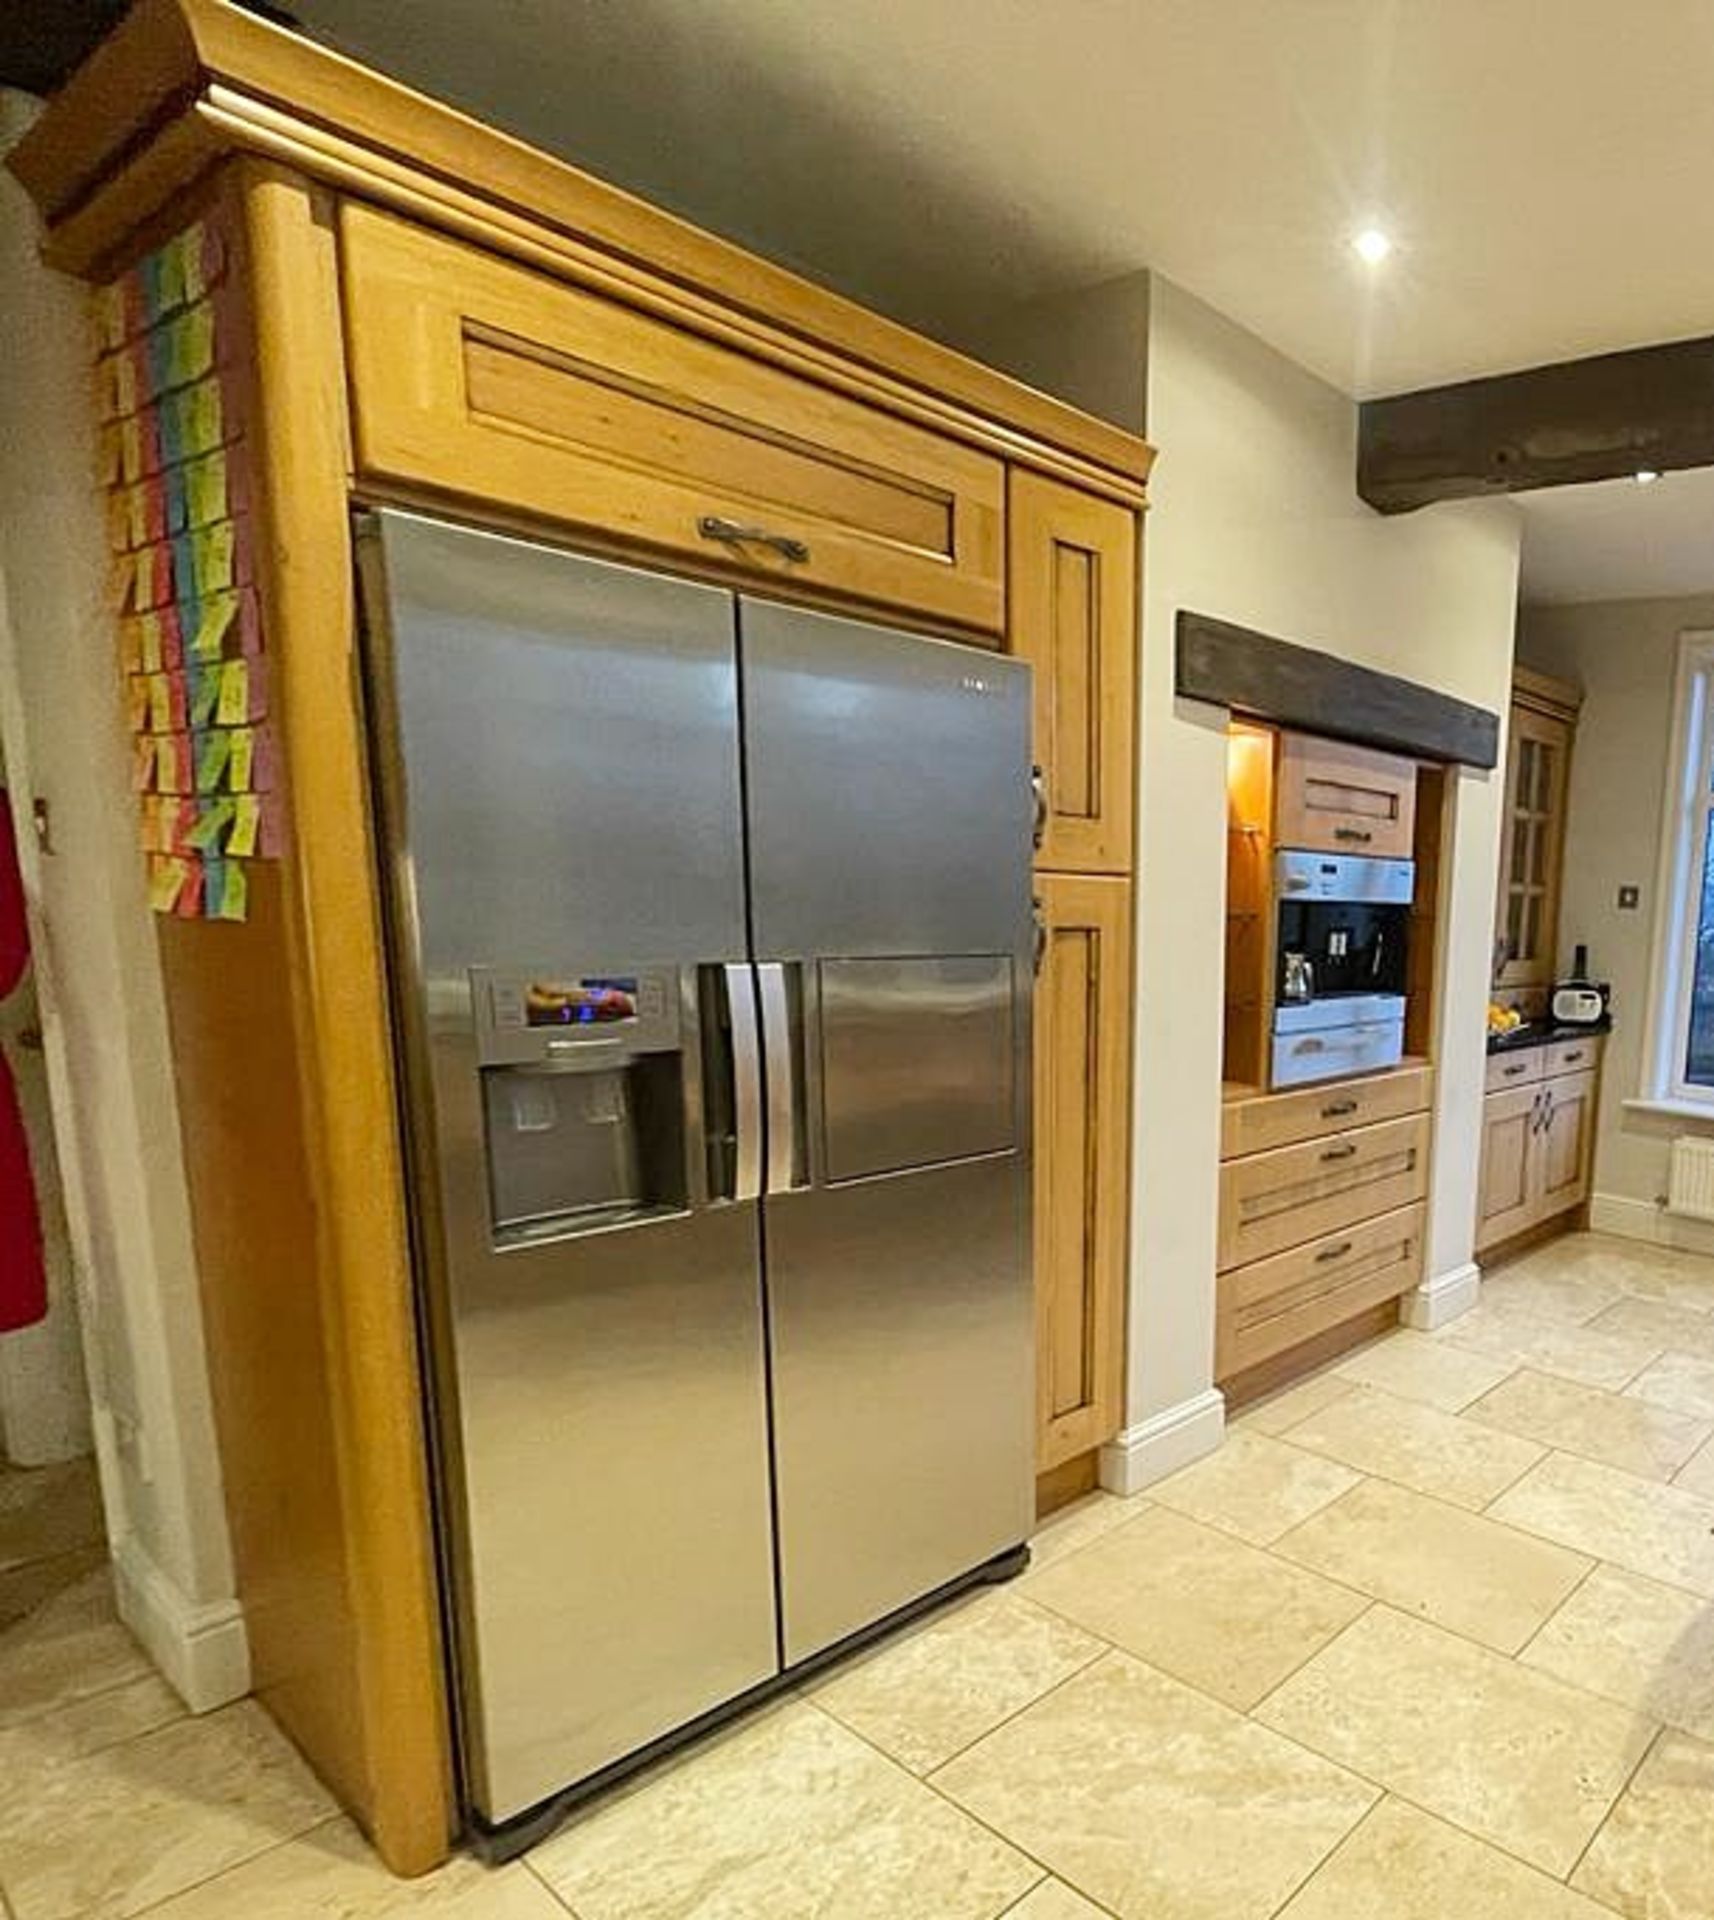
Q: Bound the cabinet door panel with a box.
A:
[1009,472,1137,872]
[1034,873,1132,1469]
[1537,1070,1597,1219]
[1476,1084,1539,1253]
[1494,707,1572,991]
[341,204,1005,632]
[1275,734,1416,858]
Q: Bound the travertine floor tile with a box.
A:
[1466,1367,1710,1481]
[1590,1293,1714,1361]
[1490,1451,1714,1596]
[1511,1234,1714,1311]
[1438,1304,1663,1391]
[1473,1260,1627,1327]
[1002,1882,1106,1920]
[1255,1606,1654,1875]
[1520,1563,1714,1742]
[1673,1430,1714,1496]
[0,1458,104,1575]
[1272,1476,1589,1653]
[1572,1729,1714,1919]
[0,1698,335,1920]
[934,1652,1376,1920]
[0,1542,108,1631]
[1278,1796,1611,1918]
[811,1590,1103,1773]
[1333,1329,1513,1411]
[1626,1349,1714,1421]
[1023,1505,1366,1709]
[0,1569,153,1731]
[140,1817,566,1918]
[1028,1490,1146,1572]
[531,1699,1037,1920]
[1233,1372,1354,1435]
[1147,1430,1359,1545]
[0,1669,184,1770]
[1279,1386,1544,1509]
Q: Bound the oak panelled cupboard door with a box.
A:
[1475,1082,1540,1252]
[1008,471,1137,873]
[1536,1070,1597,1219]
[1033,872,1132,1469]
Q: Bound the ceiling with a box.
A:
[274,0,1714,401]
[1517,471,1714,606]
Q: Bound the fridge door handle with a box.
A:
[758,961,801,1195]
[724,963,764,1202]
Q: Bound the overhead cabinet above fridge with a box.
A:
[359,509,1035,1839]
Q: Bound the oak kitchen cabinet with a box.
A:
[1275,732,1417,860]
[11,0,1153,1871]
[1493,668,1582,998]
[1475,1036,1601,1254]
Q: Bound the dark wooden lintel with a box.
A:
[1358,333,1714,514]
[1175,611,1500,769]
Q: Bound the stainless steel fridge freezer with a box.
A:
[357,508,1035,1844]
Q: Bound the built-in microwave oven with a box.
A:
[1271,852,1414,1088]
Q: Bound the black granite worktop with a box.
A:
[1486,1019,1611,1056]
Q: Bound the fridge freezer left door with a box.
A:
[358,510,779,1826]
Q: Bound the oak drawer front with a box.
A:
[1276,733,1417,859]
[342,206,1006,632]
[1548,1037,1600,1078]
[1485,1047,1545,1094]
[1217,1203,1425,1380]
[1218,1112,1430,1272]
[1222,1064,1432,1161]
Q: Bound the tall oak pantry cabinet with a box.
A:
[11,0,1154,1872]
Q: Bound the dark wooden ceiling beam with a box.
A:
[1358,333,1714,514]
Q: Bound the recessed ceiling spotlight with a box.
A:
[1635,468,1662,484]
[1351,227,1393,265]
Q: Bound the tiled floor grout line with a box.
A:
[1509,1551,1605,1664]
[522,1851,590,1918]
[111,1810,348,1920]
[1558,1719,1668,1893]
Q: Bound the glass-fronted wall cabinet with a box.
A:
[1493,668,1582,1001]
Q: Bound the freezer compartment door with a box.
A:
[739,599,1035,1663]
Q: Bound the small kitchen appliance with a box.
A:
[1270,851,1414,1088]
[1551,945,1611,1028]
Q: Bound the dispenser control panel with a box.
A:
[472,965,680,1067]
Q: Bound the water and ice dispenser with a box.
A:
[472,967,688,1243]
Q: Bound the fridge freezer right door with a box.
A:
[739,598,1035,1665]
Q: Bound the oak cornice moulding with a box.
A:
[10,0,1154,502]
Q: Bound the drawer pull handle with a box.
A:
[1502,1063,1527,1077]
[1320,1142,1358,1163]
[1333,826,1373,844]
[1321,1098,1359,1118]
[1562,1051,1584,1064]
[1315,1239,1354,1264]
[698,515,810,564]
[1031,764,1048,851]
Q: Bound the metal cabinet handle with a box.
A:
[1320,1142,1358,1163]
[1562,1050,1584,1065]
[1502,1062,1528,1078]
[1032,895,1047,977]
[1334,826,1374,844]
[1031,764,1048,851]
[723,963,763,1202]
[757,962,799,1196]
[1320,1098,1358,1118]
[697,515,810,564]
[1315,1239,1354,1264]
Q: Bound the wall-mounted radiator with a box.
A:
[1668,1136,1714,1221]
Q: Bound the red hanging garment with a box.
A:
[0,790,46,1333]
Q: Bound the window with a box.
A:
[1644,631,1714,1106]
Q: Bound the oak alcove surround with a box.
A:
[10,0,1154,1873]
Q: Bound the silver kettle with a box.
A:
[1281,951,1315,1003]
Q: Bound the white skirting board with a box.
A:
[1590,1191,1714,1257]
[1401,1261,1481,1331]
[112,1532,249,1713]
[1098,1387,1225,1496]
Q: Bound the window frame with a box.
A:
[1642,629,1714,1109]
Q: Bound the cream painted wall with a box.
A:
[1131,279,1523,1461]
[1517,594,1714,1248]
[0,94,245,1706]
